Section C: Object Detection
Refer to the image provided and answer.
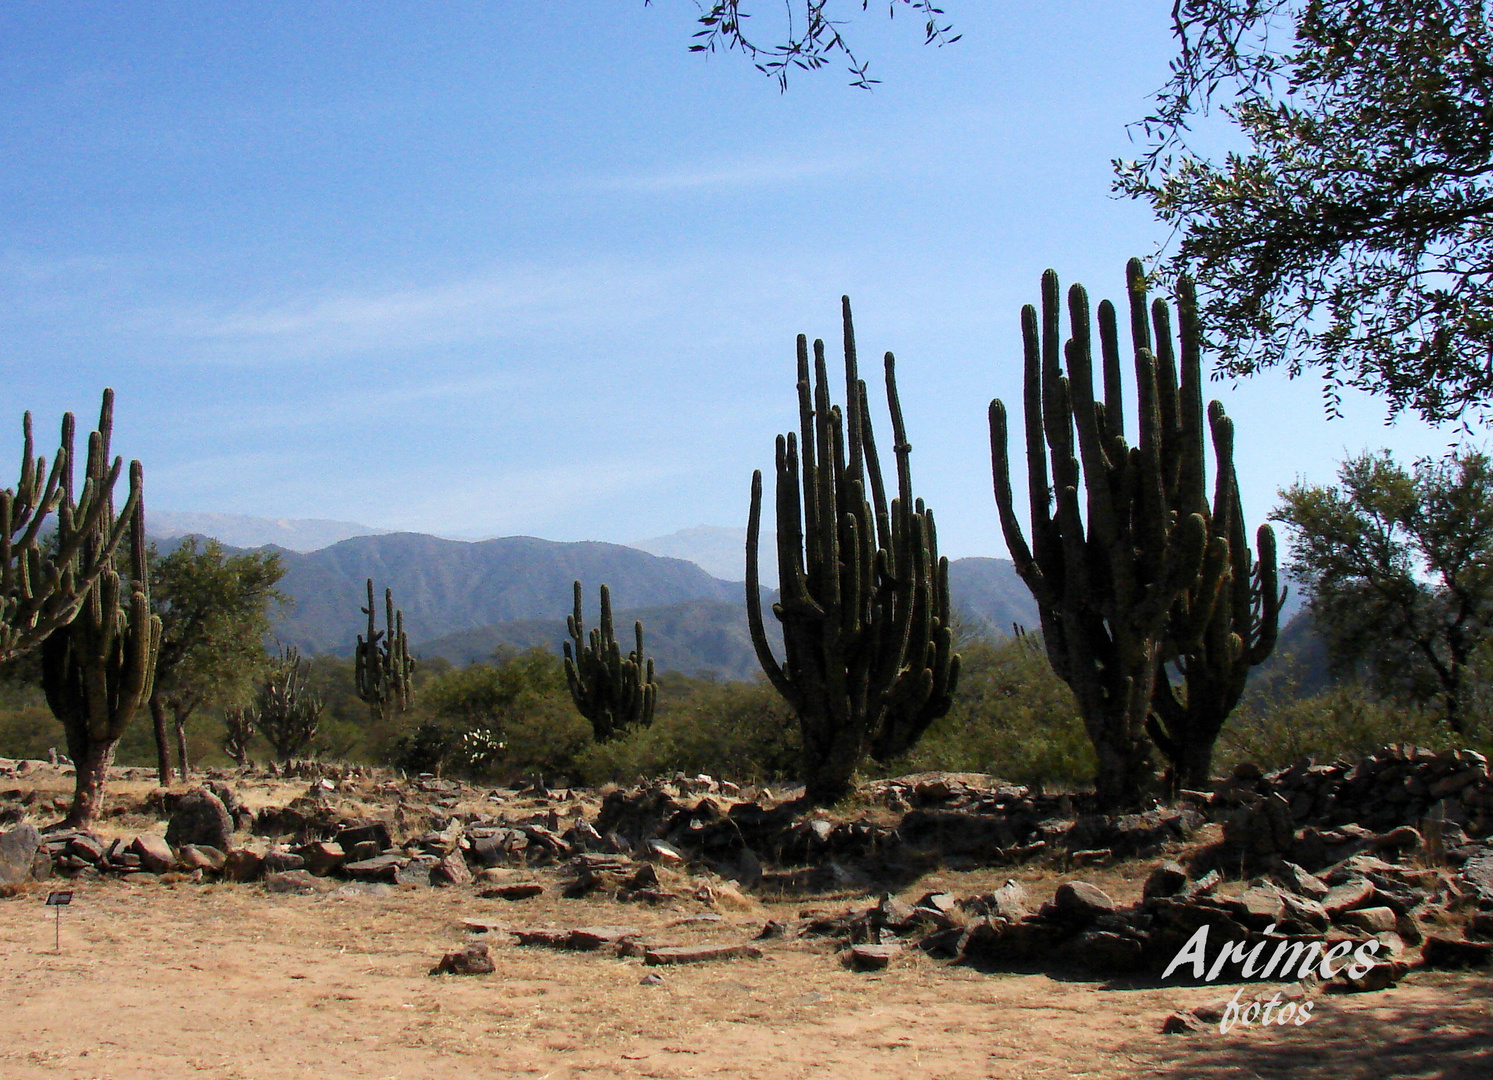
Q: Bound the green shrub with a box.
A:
[417,648,591,781]
[1218,681,1461,772]
[578,677,800,786]
[890,635,1095,788]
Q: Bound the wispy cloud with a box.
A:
[137,258,705,364]
[588,153,860,193]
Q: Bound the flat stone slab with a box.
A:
[461,917,507,933]
[480,883,544,901]
[1322,878,1376,917]
[847,944,898,971]
[643,943,763,966]
[511,925,642,951]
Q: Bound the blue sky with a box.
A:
[0,2,1464,561]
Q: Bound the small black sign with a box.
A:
[45,891,73,907]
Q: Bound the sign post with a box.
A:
[45,891,72,952]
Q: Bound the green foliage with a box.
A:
[681,1,959,91]
[1276,448,1493,734]
[748,297,959,804]
[578,675,801,786]
[894,636,1096,789]
[1218,682,1456,773]
[1119,0,1493,422]
[419,647,590,780]
[149,536,285,776]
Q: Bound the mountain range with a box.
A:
[151,514,1039,678]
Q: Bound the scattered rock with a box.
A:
[0,823,42,886]
[481,882,544,901]
[130,834,175,874]
[847,943,898,971]
[165,789,234,851]
[430,943,495,976]
[1143,861,1188,900]
[265,869,336,895]
[643,943,763,966]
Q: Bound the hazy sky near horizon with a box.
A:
[1,3,1469,560]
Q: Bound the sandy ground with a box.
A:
[2,874,1491,1080]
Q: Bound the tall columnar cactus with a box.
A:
[255,645,324,762]
[355,578,414,724]
[1,391,138,663]
[39,392,160,827]
[989,261,1219,810]
[747,297,959,806]
[563,581,657,742]
[1149,401,1282,792]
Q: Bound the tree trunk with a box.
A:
[150,696,173,786]
[174,715,191,779]
[66,738,117,828]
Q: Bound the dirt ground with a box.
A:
[2,872,1491,1080]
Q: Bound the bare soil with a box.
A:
[2,770,1491,1079]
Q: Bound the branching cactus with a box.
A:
[355,578,414,725]
[563,581,657,742]
[39,392,160,827]
[1,390,138,663]
[748,297,959,805]
[1148,387,1282,789]
[221,704,257,768]
[989,261,1217,809]
[256,645,324,762]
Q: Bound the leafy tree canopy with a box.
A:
[657,0,958,89]
[1275,447,1493,733]
[150,537,286,726]
[1118,1,1493,423]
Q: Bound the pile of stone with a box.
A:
[778,840,1493,982]
[594,774,1202,876]
[1210,747,1490,874]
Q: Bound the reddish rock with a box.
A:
[643,943,763,966]
[480,883,544,901]
[431,852,472,887]
[848,944,898,971]
[1052,881,1116,921]
[430,943,495,976]
[130,834,175,873]
[224,847,264,882]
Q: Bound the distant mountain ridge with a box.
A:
[269,533,738,655]
[419,596,780,682]
[161,515,1040,678]
[149,511,390,553]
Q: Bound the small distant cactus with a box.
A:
[221,704,256,767]
[355,578,414,724]
[563,581,657,742]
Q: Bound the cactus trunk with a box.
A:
[747,298,959,805]
[564,581,657,742]
[39,392,161,828]
[990,263,1212,810]
[355,578,415,726]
